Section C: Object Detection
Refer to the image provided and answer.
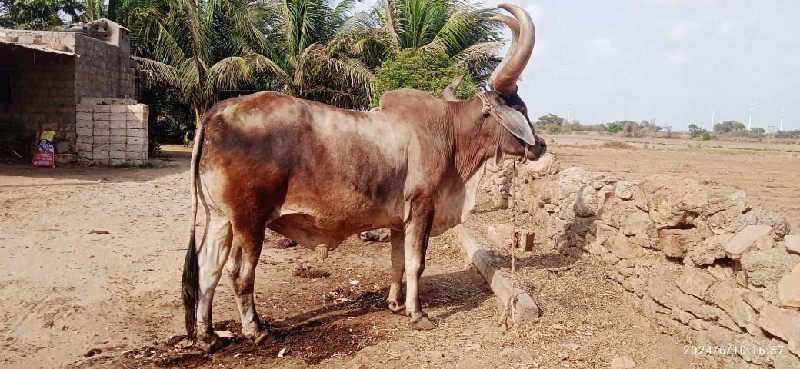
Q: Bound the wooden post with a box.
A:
[316,244,329,261]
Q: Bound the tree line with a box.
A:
[534,114,800,140]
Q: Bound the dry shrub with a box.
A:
[601,141,634,149]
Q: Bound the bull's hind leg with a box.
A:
[387,229,405,313]
[226,219,270,344]
[195,213,233,351]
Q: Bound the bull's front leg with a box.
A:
[387,229,405,313]
[403,202,436,330]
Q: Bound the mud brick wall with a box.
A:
[76,98,148,165]
[507,165,800,369]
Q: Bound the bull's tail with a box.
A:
[182,117,206,340]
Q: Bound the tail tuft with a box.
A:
[182,235,199,339]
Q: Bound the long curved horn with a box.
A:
[443,75,464,101]
[488,3,535,94]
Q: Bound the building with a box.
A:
[0,18,148,165]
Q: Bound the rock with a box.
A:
[601,199,655,238]
[757,305,800,349]
[517,152,556,176]
[707,264,734,280]
[773,346,800,369]
[685,233,732,266]
[741,248,800,288]
[688,318,709,331]
[658,228,703,258]
[728,207,791,238]
[742,290,768,311]
[601,252,620,265]
[544,203,559,213]
[786,235,800,255]
[704,280,759,333]
[704,191,748,234]
[359,229,390,242]
[724,225,773,259]
[606,232,645,259]
[486,223,514,248]
[610,356,636,369]
[676,266,715,299]
[634,175,708,229]
[614,181,638,200]
[778,264,800,308]
[574,186,600,217]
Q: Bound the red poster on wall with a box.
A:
[32,130,55,168]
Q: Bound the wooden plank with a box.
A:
[456,225,540,325]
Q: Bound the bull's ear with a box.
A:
[495,107,537,145]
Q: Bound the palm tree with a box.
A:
[334,0,502,87]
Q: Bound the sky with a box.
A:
[358,0,800,131]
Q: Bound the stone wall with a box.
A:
[504,165,800,368]
[76,98,148,166]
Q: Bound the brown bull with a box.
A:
[182,3,545,351]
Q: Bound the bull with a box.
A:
[182,3,545,351]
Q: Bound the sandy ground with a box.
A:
[1,136,797,369]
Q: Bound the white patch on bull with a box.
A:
[431,162,487,236]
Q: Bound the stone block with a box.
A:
[126,143,146,153]
[94,119,110,129]
[127,127,145,137]
[686,233,732,266]
[676,266,716,299]
[110,150,126,159]
[76,143,93,153]
[110,143,126,152]
[110,112,127,121]
[757,305,800,349]
[110,158,127,166]
[518,230,535,251]
[658,228,703,258]
[94,112,111,121]
[741,248,800,288]
[127,136,145,145]
[110,120,126,130]
[606,232,646,259]
[725,225,773,259]
[778,264,800,308]
[76,120,93,130]
[76,104,93,113]
[94,135,110,145]
[94,105,111,113]
[76,127,94,137]
[786,235,800,255]
[92,151,109,160]
[614,180,638,200]
[127,104,148,114]
[110,105,127,113]
[487,224,514,248]
[110,135,127,144]
[126,116,146,129]
[76,112,92,121]
[125,151,143,160]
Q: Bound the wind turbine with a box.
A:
[780,107,786,131]
[566,106,572,123]
[747,102,759,130]
[709,107,718,131]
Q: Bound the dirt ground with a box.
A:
[1,135,798,369]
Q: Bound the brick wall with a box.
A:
[0,44,77,154]
[74,35,136,100]
[76,98,148,166]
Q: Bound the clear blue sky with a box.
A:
[358,0,800,131]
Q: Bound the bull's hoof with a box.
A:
[194,333,223,353]
[387,301,405,314]
[253,330,274,346]
[410,314,436,331]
